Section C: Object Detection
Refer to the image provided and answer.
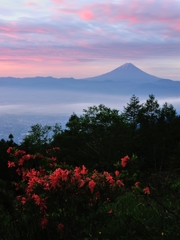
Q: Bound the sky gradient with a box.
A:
[0,0,180,80]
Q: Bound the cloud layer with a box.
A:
[0,0,180,79]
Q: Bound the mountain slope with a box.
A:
[0,63,179,97]
[80,63,163,83]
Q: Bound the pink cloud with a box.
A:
[51,0,64,4]
[54,7,94,21]
[79,10,94,21]
[25,2,40,8]
[0,41,180,79]
[0,0,180,79]
[52,0,180,26]
[0,26,9,31]
[78,1,180,26]
[1,39,179,66]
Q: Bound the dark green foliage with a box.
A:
[1,94,180,174]
[20,123,62,154]
[0,136,17,181]
[1,95,180,239]
[53,104,131,171]
[122,94,142,125]
[122,94,180,172]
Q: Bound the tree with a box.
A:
[134,95,179,171]
[141,94,160,124]
[159,102,177,123]
[54,104,130,171]
[21,124,62,154]
[122,94,142,126]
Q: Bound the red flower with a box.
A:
[16,168,21,176]
[121,155,130,167]
[7,147,13,154]
[88,180,96,193]
[74,166,82,180]
[108,209,113,214]
[116,179,124,187]
[41,216,48,229]
[114,170,120,177]
[7,161,15,168]
[21,197,27,205]
[81,165,88,175]
[135,182,140,187]
[23,154,31,161]
[18,158,24,166]
[48,157,57,162]
[143,187,150,194]
[14,150,26,156]
[14,182,20,190]
[79,179,86,188]
[61,169,69,181]
[95,191,100,200]
[32,194,41,205]
[105,173,115,186]
[58,223,64,231]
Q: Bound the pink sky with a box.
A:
[0,0,180,80]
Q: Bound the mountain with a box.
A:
[0,63,180,97]
[1,63,180,142]
[80,63,164,83]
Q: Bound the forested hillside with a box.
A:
[0,94,180,239]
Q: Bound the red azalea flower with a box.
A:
[14,150,26,156]
[21,197,27,205]
[60,169,69,181]
[96,191,100,200]
[88,180,96,193]
[7,161,15,168]
[14,182,20,190]
[116,179,124,187]
[135,182,140,187]
[143,187,150,194]
[23,154,31,161]
[121,155,130,167]
[105,173,115,186]
[16,168,21,176]
[41,217,48,229]
[114,170,120,177]
[18,158,24,166]
[48,157,57,161]
[32,194,41,205]
[7,147,13,154]
[79,179,86,188]
[81,165,88,175]
[58,223,64,231]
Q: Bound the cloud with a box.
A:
[51,0,64,5]
[0,0,180,79]
[25,2,41,8]
[79,10,94,21]
[88,1,180,24]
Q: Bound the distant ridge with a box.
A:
[0,63,179,97]
[0,63,175,84]
[80,63,162,83]
[0,62,180,123]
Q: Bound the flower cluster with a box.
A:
[121,155,130,167]
[7,147,150,234]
